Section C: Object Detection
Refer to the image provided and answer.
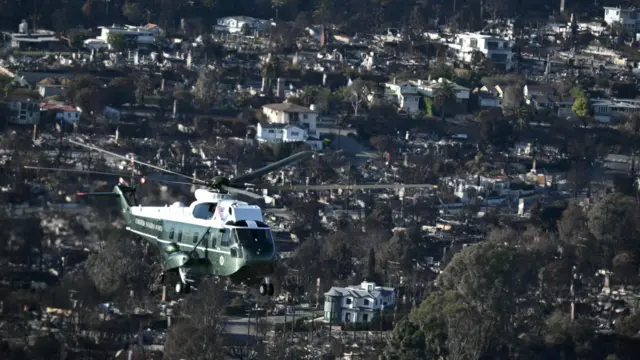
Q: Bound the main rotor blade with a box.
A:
[255,183,438,191]
[221,185,264,200]
[230,151,314,185]
[24,166,195,186]
[68,139,207,184]
[24,166,130,177]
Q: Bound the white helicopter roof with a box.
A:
[130,189,265,227]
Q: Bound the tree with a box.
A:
[85,229,153,298]
[271,0,287,23]
[367,247,377,280]
[384,318,428,360]
[586,193,640,268]
[436,240,541,357]
[339,79,374,117]
[82,0,93,17]
[105,77,136,106]
[193,68,221,109]
[502,84,524,109]
[433,80,456,120]
[107,32,129,52]
[134,75,153,103]
[122,1,144,24]
[67,30,86,49]
[163,279,227,360]
[572,88,590,118]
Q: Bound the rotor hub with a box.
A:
[209,175,231,189]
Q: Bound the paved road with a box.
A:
[225,307,322,338]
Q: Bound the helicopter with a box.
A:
[26,139,437,296]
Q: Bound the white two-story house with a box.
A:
[215,16,270,34]
[84,25,158,50]
[324,281,396,324]
[448,32,516,70]
[604,7,640,30]
[384,79,420,114]
[258,102,322,150]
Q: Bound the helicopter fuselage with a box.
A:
[113,185,277,286]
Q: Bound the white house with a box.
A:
[324,281,395,324]
[256,123,322,150]
[448,32,516,70]
[591,98,640,123]
[604,7,640,30]
[40,103,81,124]
[215,16,270,34]
[384,80,420,114]
[85,25,158,50]
[261,102,319,138]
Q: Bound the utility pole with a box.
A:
[570,265,577,322]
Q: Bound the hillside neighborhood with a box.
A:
[2,2,640,359]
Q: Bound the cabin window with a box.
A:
[177,231,182,242]
[221,230,232,247]
[210,232,219,247]
[193,233,199,243]
[169,228,175,240]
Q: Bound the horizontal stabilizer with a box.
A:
[76,192,119,197]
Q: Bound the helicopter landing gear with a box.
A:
[175,267,192,294]
[259,278,274,297]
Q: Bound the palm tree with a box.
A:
[271,0,286,23]
[433,80,456,120]
[509,105,532,132]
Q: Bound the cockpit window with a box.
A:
[233,228,273,254]
[193,202,216,220]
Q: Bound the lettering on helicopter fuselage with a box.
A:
[134,218,163,232]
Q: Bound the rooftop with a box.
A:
[262,103,316,113]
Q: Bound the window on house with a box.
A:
[364,299,370,306]
[290,131,299,136]
[268,129,274,133]
[345,313,352,322]
[363,314,369,322]
[303,114,308,119]
[345,298,352,305]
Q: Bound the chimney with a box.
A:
[172,99,177,119]
[276,78,285,98]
